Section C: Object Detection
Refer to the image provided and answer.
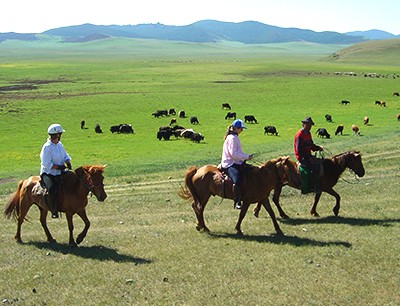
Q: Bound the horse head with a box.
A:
[76,165,108,201]
[346,151,365,177]
[276,156,301,187]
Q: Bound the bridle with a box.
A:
[79,171,104,194]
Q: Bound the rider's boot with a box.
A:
[48,195,59,218]
[233,184,242,209]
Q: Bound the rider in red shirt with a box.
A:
[294,117,323,192]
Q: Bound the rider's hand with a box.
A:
[59,165,66,171]
[66,162,72,170]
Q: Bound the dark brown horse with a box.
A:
[4,165,107,246]
[253,151,365,218]
[179,157,301,235]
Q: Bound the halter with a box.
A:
[79,170,104,194]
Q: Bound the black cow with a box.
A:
[221,103,231,110]
[94,124,102,133]
[157,129,173,140]
[325,114,332,122]
[190,116,199,124]
[110,125,120,133]
[169,108,176,115]
[181,129,194,139]
[169,118,177,126]
[179,110,186,118]
[119,124,134,133]
[393,92,399,96]
[80,120,85,129]
[316,128,330,138]
[191,132,204,143]
[225,112,236,120]
[264,126,278,136]
[335,125,344,136]
[341,100,350,105]
[244,115,257,124]
[152,109,168,117]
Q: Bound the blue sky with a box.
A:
[2,0,399,34]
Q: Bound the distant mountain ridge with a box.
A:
[0,20,398,44]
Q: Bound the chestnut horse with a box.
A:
[179,157,300,235]
[253,151,365,218]
[4,165,107,246]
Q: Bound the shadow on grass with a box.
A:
[280,215,400,227]
[209,232,351,248]
[28,242,152,265]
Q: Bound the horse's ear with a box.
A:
[75,166,85,178]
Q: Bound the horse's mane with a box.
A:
[80,165,106,174]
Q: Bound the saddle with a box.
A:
[32,180,48,196]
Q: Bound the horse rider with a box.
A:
[40,123,72,218]
[219,119,253,209]
[294,116,323,193]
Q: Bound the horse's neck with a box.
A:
[330,156,348,176]
[63,172,88,196]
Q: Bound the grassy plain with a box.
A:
[0,39,399,305]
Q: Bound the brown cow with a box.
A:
[363,116,369,125]
[352,124,360,135]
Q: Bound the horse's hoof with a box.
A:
[311,211,320,217]
[235,230,244,236]
[253,211,259,218]
[76,236,84,245]
[15,238,23,244]
[48,239,57,244]
[281,214,290,219]
[333,209,339,216]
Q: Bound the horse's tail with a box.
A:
[178,166,200,202]
[4,180,23,221]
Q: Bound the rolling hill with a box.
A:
[1,20,366,45]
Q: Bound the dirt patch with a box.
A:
[0,177,16,185]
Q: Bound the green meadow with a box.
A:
[0,38,399,305]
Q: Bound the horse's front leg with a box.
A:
[310,192,322,217]
[65,212,76,246]
[76,209,90,245]
[235,202,251,235]
[324,188,341,216]
[272,185,290,219]
[261,198,284,235]
[39,207,56,243]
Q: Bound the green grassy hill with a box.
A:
[327,38,400,65]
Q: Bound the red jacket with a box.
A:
[294,128,321,161]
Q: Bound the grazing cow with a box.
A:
[119,124,134,133]
[80,120,85,129]
[341,100,350,105]
[152,109,168,118]
[169,108,176,115]
[169,118,177,126]
[316,128,330,138]
[375,100,382,105]
[325,114,332,122]
[94,124,102,133]
[335,125,344,136]
[352,124,360,135]
[393,92,399,96]
[244,115,257,124]
[363,116,369,125]
[190,116,199,125]
[110,125,120,133]
[264,126,278,136]
[191,132,204,143]
[157,129,173,140]
[181,129,194,139]
[171,125,185,131]
[221,103,231,110]
[225,112,236,120]
[179,110,186,118]
[381,101,386,107]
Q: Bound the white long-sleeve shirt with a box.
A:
[220,133,249,168]
[40,139,71,175]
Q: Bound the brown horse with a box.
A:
[4,165,107,246]
[253,151,365,218]
[178,157,301,235]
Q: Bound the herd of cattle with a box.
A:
[80,94,399,142]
